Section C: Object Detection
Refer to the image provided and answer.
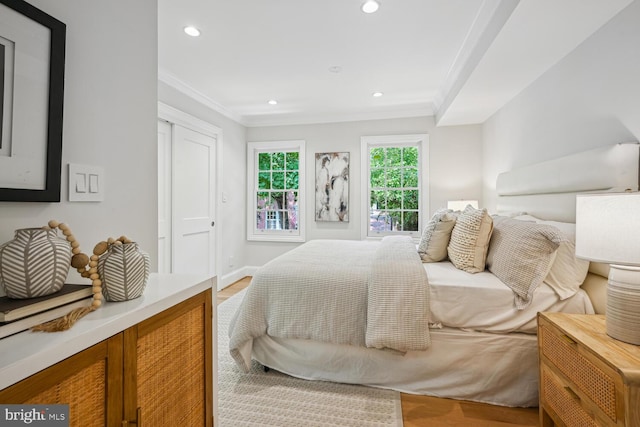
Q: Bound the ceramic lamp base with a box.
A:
[606,265,640,345]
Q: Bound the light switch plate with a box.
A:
[68,163,104,202]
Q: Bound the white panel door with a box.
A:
[172,125,217,276]
[157,120,172,274]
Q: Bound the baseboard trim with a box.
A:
[219,266,260,290]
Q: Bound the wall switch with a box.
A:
[88,174,100,193]
[68,164,105,202]
[75,173,87,193]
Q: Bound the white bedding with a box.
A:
[426,261,595,334]
[229,237,430,373]
[229,241,596,408]
[252,326,540,407]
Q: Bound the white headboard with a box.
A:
[495,142,640,314]
[496,142,640,223]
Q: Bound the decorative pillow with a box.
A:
[487,216,567,309]
[513,215,590,300]
[447,205,493,273]
[418,209,457,262]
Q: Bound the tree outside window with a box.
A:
[247,140,305,242]
[361,134,428,239]
[256,151,299,231]
[369,146,419,232]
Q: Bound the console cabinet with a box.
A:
[0,289,213,427]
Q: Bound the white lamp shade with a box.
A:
[575,192,640,265]
[447,200,479,211]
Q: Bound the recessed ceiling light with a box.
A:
[268,99,278,105]
[184,26,201,37]
[361,0,380,14]
[328,66,342,73]
[372,92,383,97]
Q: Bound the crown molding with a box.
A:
[242,105,434,128]
[159,70,433,128]
[158,69,247,126]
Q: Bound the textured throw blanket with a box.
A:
[229,236,431,373]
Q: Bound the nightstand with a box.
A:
[537,312,640,427]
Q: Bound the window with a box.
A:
[361,134,428,239]
[247,140,305,242]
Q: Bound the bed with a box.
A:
[228,142,640,407]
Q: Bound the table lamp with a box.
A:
[447,200,479,212]
[575,192,640,345]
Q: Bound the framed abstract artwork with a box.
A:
[315,152,349,222]
[0,0,66,202]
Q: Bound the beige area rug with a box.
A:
[218,289,404,427]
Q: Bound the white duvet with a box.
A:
[228,236,431,373]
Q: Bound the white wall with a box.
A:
[246,117,483,266]
[483,1,640,212]
[158,82,248,281]
[0,0,158,288]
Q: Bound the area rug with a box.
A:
[218,289,404,427]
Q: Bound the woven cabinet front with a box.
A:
[541,366,598,427]
[136,304,206,426]
[26,360,106,427]
[540,324,617,422]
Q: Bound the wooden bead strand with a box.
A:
[32,221,133,332]
[48,220,103,309]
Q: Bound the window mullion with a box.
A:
[362,135,427,238]
[248,141,305,242]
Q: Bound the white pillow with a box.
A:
[487,216,566,309]
[448,205,493,273]
[513,215,590,299]
[418,209,457,262]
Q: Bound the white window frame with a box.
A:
[360,134,429,240]
[247,140,306,242]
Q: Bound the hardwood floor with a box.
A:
[218,278,539,426]
[217,277,251,304]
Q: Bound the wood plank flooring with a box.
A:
[218,277,539,426]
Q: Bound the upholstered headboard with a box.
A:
[495,142,640,314]
[496,142,640,222]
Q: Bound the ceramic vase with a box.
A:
[98,242,150,302]
[0,228,71,299]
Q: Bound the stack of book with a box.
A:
[0,284,93,339]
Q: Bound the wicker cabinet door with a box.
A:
[124,290,213,427]
[0,335,123,427]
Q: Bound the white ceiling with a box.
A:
[158,0,632,128]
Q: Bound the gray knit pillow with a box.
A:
[486,216,567,309]
[418,209,457,262]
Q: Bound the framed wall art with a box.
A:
[315,152,349,222]
[0,0,66,202]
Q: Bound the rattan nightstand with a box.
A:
[538,312,640,426]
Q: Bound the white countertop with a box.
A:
[0,273,216,390]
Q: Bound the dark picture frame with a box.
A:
[0,0,65,202]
